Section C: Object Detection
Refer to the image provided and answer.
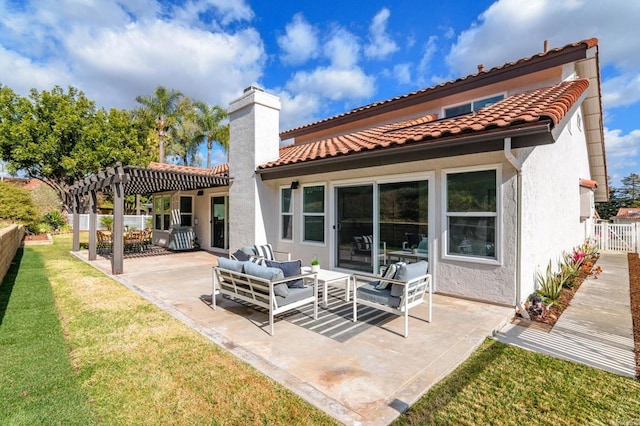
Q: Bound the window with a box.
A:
[444,94,504,118]
[154,195,171,231]
[303,185,325,243]
[280,187,293,241]
[445,168,499,260]
[179,196,193,226]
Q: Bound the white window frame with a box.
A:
[179,195,194,227]
[280,186,294,242]
[301,183,326,246]
[441,164,502,265]
[153,194,171,231]
[442,92,506,118]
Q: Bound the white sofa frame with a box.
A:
[212,266,318,335]
[351,272,432,338]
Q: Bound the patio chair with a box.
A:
[352,260,432,338]
[402,233,425,251]
[96,230,112,254]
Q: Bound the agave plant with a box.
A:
[536,260,563,302]
[559,253,580,288]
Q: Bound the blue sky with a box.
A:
[0,0,638,187]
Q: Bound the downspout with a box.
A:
[504,137,523,307]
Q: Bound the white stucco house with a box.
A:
[148,38,607,307]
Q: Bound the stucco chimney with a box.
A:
[227,86,281,249]
[544,39,549,52]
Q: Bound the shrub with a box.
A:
[43,210,67,231]
[0,181,39,227]
[100,215,114,231]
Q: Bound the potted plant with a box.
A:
[311,257,320,273]
[411,244,418,254]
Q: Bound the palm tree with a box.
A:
[169,97,201,166]
[135,86,183,163]
[193,101,229,168]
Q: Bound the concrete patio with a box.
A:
[72,249,513,425]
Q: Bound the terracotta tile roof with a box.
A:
[148,161,229,177]
[579,178,598,189]
[281,38,598,137]
[260,79,589,170]
[614,208,640,219]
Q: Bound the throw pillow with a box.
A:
[231,249,250,261]
[254,244,275,261]
[243,261,288,298]
[248,255,267,267]
[391,261,428,297]
[218,257,245,273]
[266,259,304,288]
[375,263,398,290]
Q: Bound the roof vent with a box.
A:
[243,85,264,93]
[477,64,484,72]
[544,39,550,52]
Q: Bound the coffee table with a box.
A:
[302,267,352,308]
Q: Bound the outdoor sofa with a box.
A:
[212,257,318,335]
[352,260,432,337]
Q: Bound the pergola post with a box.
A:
[88,190,98,261]
[111,181,125,275]
[72,194,80,252]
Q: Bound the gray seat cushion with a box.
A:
[356,282,401,308]
[275,285,314,306]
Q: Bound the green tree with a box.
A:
[169,97,201,166]
[620,173,640,206]
[0,181,39,227]
[135,86,183,163]
[0,84,153,211]
[193,101,229,168]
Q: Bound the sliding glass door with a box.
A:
[378,181,429,265]
[335,185,374,273]
[335,179,429,273]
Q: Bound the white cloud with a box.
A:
[603,73,640,109]
[277,13,319,66]
[604,127,640,184]
[285,66,375,102]
[364,8,398,59]
[418,36,438,78]
[275,90,322,131]
[446,0,640,76]
[323,27,361,69]
[0,45,71,94]
[393,63,412,85]
[0,1,264,110]
[171,0,254,27]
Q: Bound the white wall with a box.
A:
[228,88,281,250]
[262,150,519,306]
[518,109,593,302]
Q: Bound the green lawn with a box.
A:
[396,338,640,425]
[1,235,335,425]
[0,245,94,425]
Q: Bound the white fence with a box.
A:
[593,222,639,253]
[68,214,152,231]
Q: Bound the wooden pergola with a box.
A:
[69,162,228,274]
